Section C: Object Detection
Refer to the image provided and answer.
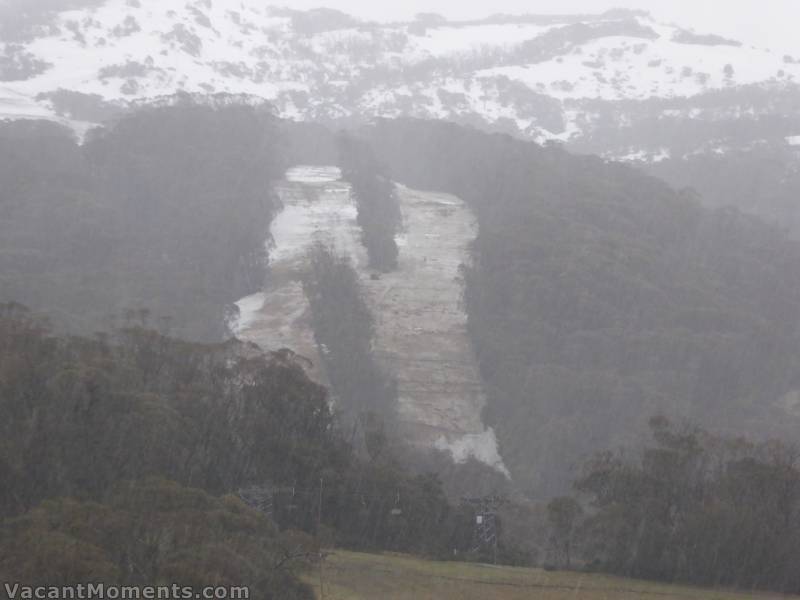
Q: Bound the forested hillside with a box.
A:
[645,144,800,237]
[8,108,800,500]
[366,118,800,495]
[574,416,800,592]
[4,0,800,593]
[0,302,479,591]
[0,105,286,341]
[5,107,800,594]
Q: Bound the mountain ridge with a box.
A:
[2,1,800,163]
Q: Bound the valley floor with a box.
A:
[306,551,795,600]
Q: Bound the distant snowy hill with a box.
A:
[2,0,800,161]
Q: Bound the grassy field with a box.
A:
[304,550,796,600]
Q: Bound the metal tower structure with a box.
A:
[461,494,506,564]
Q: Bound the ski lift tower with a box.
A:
[461,494,505,564]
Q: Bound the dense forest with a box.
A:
[0,302,481,593]
[302,244,397,428]
[646,144,800,237]
[0,106,284,341]
[572,417,800,593]
[337,133,402,272]
[366,118,800,496]
[0,109,494,594]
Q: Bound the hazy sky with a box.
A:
[278,0,800,55]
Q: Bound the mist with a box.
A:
[2,1,800,598]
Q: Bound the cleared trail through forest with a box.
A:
[233,166,507,475]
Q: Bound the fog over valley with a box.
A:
[2,1,800,598]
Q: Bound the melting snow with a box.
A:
[233,168,510,476]
[268,169,362,267]
[363,184,510,477]
[435,428,510,477]
[231,291,266,336]
[285,165,342,183]
[232,171,362,388]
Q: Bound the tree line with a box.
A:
[337,132,402,272]
[0,302,484,595]
[0,105,285,341]
[302,243,397,431]
[546,417,800,594]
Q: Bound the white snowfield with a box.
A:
[2,0,799,147]
[0,86,95,138]
[233,166,509,476]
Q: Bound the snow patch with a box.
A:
[267,178,362,268]
[0,88,95,140]
[613,146,671,163]
[231,291,266,336]
[233,167,510,477]
[285,165,342,183]
[410,23,552,59]
[364,184,509,477]
[435,428,510,477]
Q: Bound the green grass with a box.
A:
[304,550,796,600]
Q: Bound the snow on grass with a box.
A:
[409,23,552,58]
[477,30,800,100]
[9,0,300,103]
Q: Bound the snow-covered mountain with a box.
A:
[3,0,800,161]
